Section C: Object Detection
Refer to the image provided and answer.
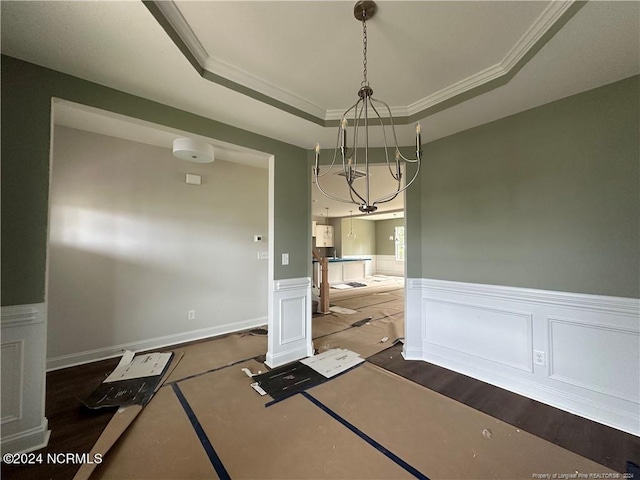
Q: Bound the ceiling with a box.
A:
[2,1,638,218]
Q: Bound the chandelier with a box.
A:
[314,0,422,214]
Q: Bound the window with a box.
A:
[394,226,405,261]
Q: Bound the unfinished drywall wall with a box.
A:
[47,126,268,365]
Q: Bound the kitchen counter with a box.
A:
[313,257,372,263]
[312,258,371,287]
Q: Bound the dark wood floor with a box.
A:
[2,356,121,480]
[369,343,640,474]
[4,338,639,479]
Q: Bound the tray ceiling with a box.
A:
[2,0,638,218]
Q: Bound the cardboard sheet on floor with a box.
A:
[301,348,364,378]
[252,361,329,401]
[178,360,413,479]
[89,385,217,480]
[165,331,266,383]
[81,352,174,409]
[331,283,354,289]
[309,363,616,479]
[73,351,183,480]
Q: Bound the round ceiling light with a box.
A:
[172,137,214,163]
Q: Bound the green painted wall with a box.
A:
[404,160,422,278]
[4,55,636,304]
[341,218,376,256]
[1,55,309,306]
[375,218,405,256]
[415,75,639,298]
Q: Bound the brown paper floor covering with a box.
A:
[178,360,412,479]
[309,363,615,479]
[84,280,615,479]
[165,332,267,383]
[92,386,218,480]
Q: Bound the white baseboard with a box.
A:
[1,419,50,455]
[46,316,267,371]
[265,346,311,368]
[406,278,640,436]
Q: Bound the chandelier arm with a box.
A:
[339,98,361,162]
[372,180,401,205]
[371,96,421,163]
[344,131,368,207]
[372,155,421,204]
[313,174,365,205]
[315,123,346,180]
[348,178,367,206]
[343,101,368,207]
[351,98,366,170]
[363,90,370,208]
[368,98,402,181]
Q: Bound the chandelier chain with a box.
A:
[361,13,368,87]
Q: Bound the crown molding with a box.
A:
[151,0,327,121]
[146,0,580,126]
[151,1,209,67]
[406,0,576,117]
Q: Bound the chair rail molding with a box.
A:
[404,278,640,436]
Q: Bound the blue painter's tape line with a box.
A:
[302,391,430,480]
[172,383,231,480]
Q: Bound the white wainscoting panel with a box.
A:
[405,279,640,436]
[1,303,50,454]
[1,341,24,424]
[375,255,405,276]
[548,317,639,403]
[280,298,306,345]
[266,277,313,368]
[423,299,533,372]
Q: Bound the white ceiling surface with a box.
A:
[2,1,639,218]
[176,1,548,112]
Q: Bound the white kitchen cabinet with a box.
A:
[315,225,334,247]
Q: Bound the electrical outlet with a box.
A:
[187,310,195,320]
[534,350,545,366]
